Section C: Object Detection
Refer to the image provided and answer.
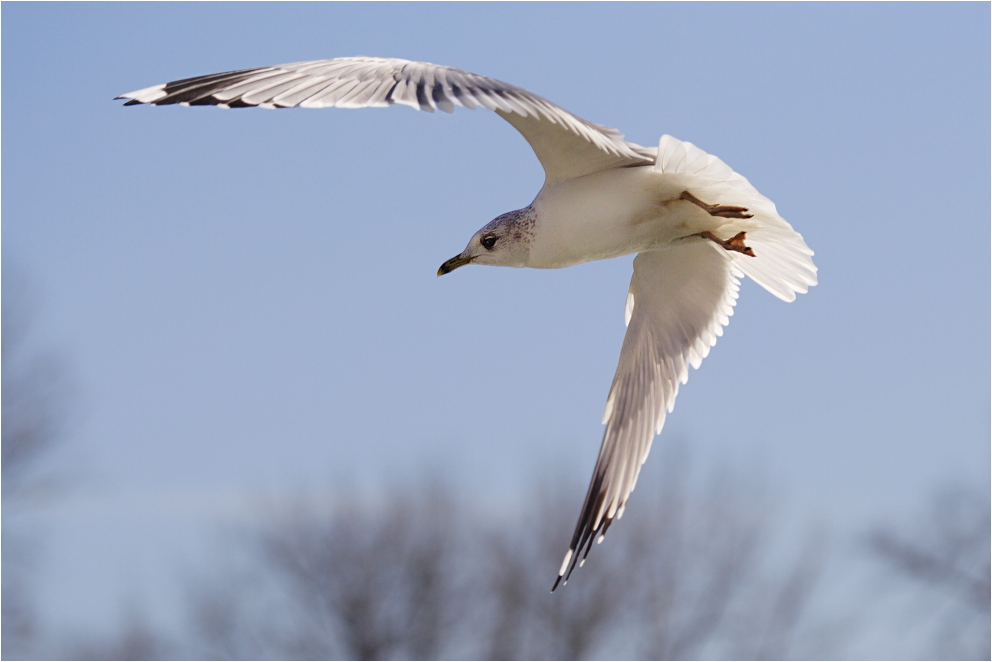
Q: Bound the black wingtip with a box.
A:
[123,99,143,106]
[551,575,563,592]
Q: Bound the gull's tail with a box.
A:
[653,134,818,302]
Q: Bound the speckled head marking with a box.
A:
[481,206,537,244]
[437,205,537,275]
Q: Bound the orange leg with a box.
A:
[680,190,754,219]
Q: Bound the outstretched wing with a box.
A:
[117,57,654,185]
[553,242,739,590]
[553,133,817,589]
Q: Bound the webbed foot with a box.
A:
[697,230,756,257]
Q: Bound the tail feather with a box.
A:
[654,134,817,302]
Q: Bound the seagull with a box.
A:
[117,57,817,590]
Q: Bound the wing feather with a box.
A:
[117,56,655,184]
[553,135,817,589]
[553,242,739,590]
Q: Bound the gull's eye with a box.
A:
[481,235,498,250]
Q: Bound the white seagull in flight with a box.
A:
[118,57,817,591]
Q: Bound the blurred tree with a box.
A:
[0,285,852,662]
[868,486,991,660]
[172,446,835,660]
[2,268,71,497]
[189,481,468,660]
[2,266,74,661]
[68,612,164,661]
[634,462,831,660]
[477,479,640,660]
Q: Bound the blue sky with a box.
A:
[3,2,989,640]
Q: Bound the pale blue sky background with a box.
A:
[3,1,989,645]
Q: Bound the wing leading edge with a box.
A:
[117,57,655,184]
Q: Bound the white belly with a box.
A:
[525,166,718,269]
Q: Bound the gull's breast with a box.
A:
[526,166,690,269]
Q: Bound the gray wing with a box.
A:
[553,241,740,590]
[117,56,654,185]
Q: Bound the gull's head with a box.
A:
[437,206,536,276]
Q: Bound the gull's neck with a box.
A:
[527,166,675,269]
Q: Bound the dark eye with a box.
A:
[481,235,498,250]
